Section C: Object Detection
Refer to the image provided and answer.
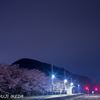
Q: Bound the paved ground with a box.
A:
[21,94,80,100]
[6,94,82,100]
[5,94,100,100]
[65,95,100,100]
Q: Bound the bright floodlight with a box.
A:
[64,79,67,83]
[70,83,73,86]
[78,84,80,87]
[52,75,55,79]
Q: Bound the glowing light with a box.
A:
[85,87,89,90]
[52,75,55,79]
[95,87,98,91]
[70,83,73,86]
[64,79,67,83]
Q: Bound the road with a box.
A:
[13,94,100,100]
[18,94,83,100]
[65,95,100,100]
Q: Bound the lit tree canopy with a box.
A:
[0,64,64,94]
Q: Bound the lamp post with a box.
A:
[78,84,80,93]
[64,79,67,94]
[70,83,73,86]
[52,74,55,95]
[51,65,54,95]
[64,70,67,94]
[69,82,73,94]
[70,78,73,86]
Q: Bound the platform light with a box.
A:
[78,84,80,87]
[64,79,67,83]
[52,75,55,79]
[70,83,73,86]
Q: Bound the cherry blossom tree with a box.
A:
[0,64,22,93]
[0,64,52,95]
[0,64,65,95]
[53,78,64,92]
[18,69,51,95]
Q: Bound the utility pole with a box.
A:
[51,65,53,95]
[64,70,66,94]
[78,81,80,93]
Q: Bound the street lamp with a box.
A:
[52,75,55,79]
[64,79,67,94]
[64,79,67,83]
[78,84,80,93]
[51,74,55,95]
[70,83,73,86]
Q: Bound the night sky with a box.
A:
[0,0,100,83]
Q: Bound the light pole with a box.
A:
[69,82,73,94]
[64,70,67,94]
[70,83,73,86]
[52,74,55,95]
[64,79,67,94]
[70,78,73,87]
[78,84,80,93]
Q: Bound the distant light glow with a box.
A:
[78,84,80,87]
[95,87,98,91]
[85,87,89,90]
[92,91,94,94]
[70,83,73,86]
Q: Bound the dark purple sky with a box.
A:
[0,0,100,82]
